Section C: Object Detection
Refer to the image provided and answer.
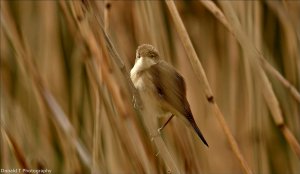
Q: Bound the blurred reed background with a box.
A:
[1,1,300,174]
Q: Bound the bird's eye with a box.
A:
[150,54,156,58]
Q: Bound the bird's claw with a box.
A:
[132,95,143,110]
[132,96,137,109]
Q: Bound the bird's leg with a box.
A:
[151,114,174,157]
[132,94,143,110]
[158,114,175,133]
[151,114,175,141]
[132,95,137,109]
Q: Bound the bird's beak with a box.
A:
[139,57,146,63]
[135,57,144,62]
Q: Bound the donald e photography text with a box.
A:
[0,168,52,174]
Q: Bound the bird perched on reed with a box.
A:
[130,44,208,147]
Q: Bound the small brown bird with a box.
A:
[130,44,208,147]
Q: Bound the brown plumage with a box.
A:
[131,44,208,147]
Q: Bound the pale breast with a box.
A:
[131,71,155,92]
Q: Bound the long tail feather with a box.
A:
[186,112,209,147]
[191,121,209,147]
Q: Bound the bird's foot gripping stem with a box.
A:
[132,96,137,109]
[150,114,175,141]
[132,95,143,110]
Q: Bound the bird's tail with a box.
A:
[188,114,209,147]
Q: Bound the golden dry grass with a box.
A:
[1,1,300,174]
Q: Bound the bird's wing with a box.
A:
[148,61,189,116]
[148,61,208,146]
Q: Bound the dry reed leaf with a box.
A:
[1,1,93,170]
[1,127,29,169]
[219,1,300,159]
[165,1,253,174]
[201,0,300,103]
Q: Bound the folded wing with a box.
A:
[149,61,208,146]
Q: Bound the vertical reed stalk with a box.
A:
[165,1,253,174]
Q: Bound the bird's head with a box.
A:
[136,44,160,62]
[132,44,160,72]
